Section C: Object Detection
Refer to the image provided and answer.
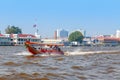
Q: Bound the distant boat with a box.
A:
[24,41,64,55]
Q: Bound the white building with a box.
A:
[0,34,13,46]
[11,34,41,45]
[116,30,120,38]
[0,33,41,46]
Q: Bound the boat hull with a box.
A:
[25,41,64,55]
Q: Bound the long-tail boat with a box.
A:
[24,41,64,55]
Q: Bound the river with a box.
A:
[0,46,120,80]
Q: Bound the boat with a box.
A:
[24,41,64,55]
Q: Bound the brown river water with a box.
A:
[0,46,120,80]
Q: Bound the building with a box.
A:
[82,37,92,46]
[56,29,68,39]
[54,30,57,39]
[0,34,13,46]
[11,34,41,45]
[0,33,41,46]
[116,30,120,38]
[96,35,120,46]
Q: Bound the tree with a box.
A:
[5,25,22,34]
[68,31,84,43]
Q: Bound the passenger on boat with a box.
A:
[53,46,61,51]
[40,48,47,53]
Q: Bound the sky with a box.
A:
[0,0,120,38]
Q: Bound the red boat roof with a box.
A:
[0,34,4,37]
[18,34,36,38]
[10,34,36,38]
[25,41,64,46]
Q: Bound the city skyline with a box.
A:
[0,0,120,37]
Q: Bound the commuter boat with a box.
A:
[24,41,64,55]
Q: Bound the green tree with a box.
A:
[68,31,84,43]
[5,25,22,34]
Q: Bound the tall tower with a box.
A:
[59,29,68,38]
[56,29,68,39]
[54,30,57,39]
[56,29,60,39]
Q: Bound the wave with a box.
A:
[15,51,33,56]
[15,49,120,56]
[64,49,120,56]
[15,51,63,56]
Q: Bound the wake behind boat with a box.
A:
[24,41,64,56]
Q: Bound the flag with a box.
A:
[33,24,37,27]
